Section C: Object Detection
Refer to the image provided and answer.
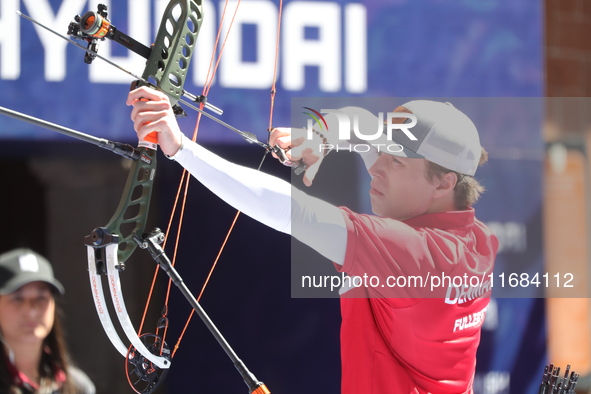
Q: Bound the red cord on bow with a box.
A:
[136,0,284,361]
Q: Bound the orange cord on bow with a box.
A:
[268,0,283,134]
[136,0,245,354]
[169,0,246,358]
[137,0,284,369]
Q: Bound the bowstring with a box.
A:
[171,0,250,357]
[136,0,245,357]
[172,0,284,358]
[137,0,284,360]
[268,0,283,133]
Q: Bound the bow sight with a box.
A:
[67,2,224,118]
[68,4,151,64]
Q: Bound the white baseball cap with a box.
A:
[380,100,482,176]
[321,101,482,175]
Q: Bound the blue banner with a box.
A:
[0,0,541,142]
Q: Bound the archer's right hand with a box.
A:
[269,127,327,187]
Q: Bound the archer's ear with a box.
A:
[433,171,457,198]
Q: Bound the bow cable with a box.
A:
[163,0,284,358]
[137,0,252,357]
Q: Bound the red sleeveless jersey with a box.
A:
[336,208,498,394]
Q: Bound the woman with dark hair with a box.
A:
[0,248,95,394]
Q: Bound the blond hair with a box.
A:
[425,148,489,210]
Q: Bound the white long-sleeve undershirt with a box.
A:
[172,138,348,265]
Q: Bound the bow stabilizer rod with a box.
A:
[0,105,139,160]
[135,228,271,394]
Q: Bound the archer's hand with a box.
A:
[269,127,326,187]
[126,86,183,157]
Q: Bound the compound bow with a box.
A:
[0,0,289,392]
[72,1,279,393]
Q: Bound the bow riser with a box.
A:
[141,0,204,105]
[105,149,157,265]
[103,0,204,265]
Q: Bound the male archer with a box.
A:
[127,86,497,394]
